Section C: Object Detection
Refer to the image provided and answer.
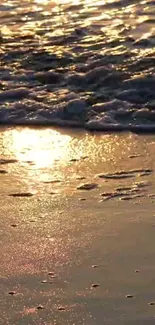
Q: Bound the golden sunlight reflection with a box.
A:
[2,128,72,169]
[0,0,153,44]
[0,127,152,196]
[34,0,49,3]
[0,127,148,183]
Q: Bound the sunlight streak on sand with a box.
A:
[2,128,72,168]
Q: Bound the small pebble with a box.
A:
[41,280,47,283]
[92,265,99,268]
[0,170,8,174]
[43,179,61,184]
[129,155,141,158]
[148,302,155,306]
[70,158,78,162]
[48,272,55,276]
[135,269,140,273]
[126,294,134,298]
[0,158,17,164]
[36,305,44,310]
[11,224,18,227]
[91,283,100,288]
[81,156,88,160]
[8,291,16,295]
[58,306,66,311]
[9,192,34,197]
[77,183,98,190]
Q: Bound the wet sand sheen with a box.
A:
[1,127,155,324]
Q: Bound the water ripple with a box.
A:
[0,0,155,131]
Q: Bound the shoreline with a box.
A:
[2,122,155,134]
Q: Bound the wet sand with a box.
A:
[1,127,155,324]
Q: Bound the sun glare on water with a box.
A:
[2,128,72,169]
[34,0,50,4]
[33,0,109,5]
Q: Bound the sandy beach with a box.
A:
[0,0,155,323]
[1,127,155,324]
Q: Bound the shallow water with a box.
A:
[0,0,155,131]
[0,126,155,196]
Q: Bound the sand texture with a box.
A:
[1,127,155,324]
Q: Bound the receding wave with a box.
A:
[0,0,155,132]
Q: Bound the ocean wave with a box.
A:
[0,0,155,132]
